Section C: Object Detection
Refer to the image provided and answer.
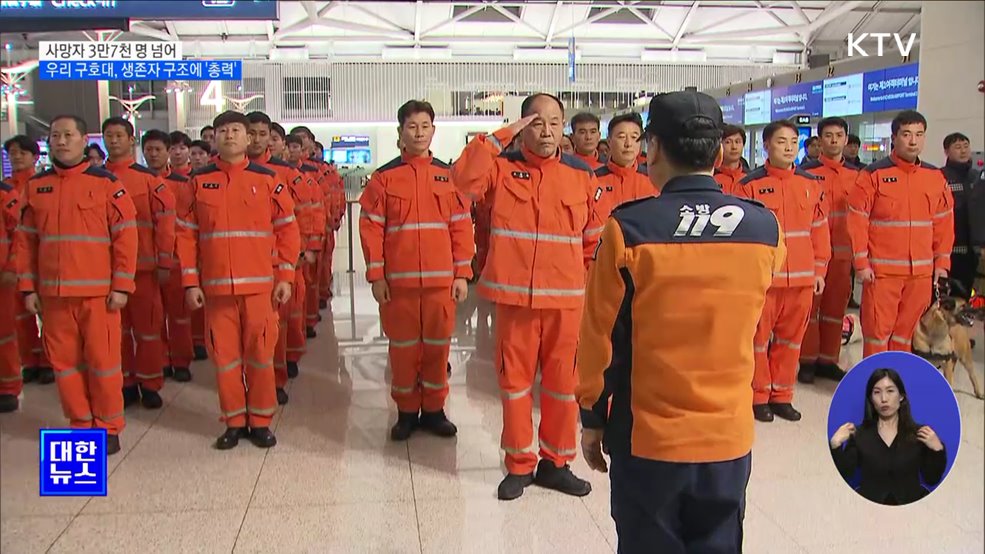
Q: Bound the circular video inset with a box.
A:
[827,351,961,506]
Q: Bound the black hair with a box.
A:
[520,93,564,118]
[891,110,927,136]
[289,126,314,141]
[49,114,87,136]
[141,129,171,149]
[817,117,849,136]
[652,118,722,171]
[721,124,747,144]
[285,135,303,147]
[85,143,105,160]
[200,125,214,136]
[763,120,799,142]
[847,134,861,146]
[101,116,134,136]
[246,110,272,128]
[190,140,211,153]
[943,132,970,150]
[3,134,40,157]
[861,368,921,443]
[571,112,601,131]
[607,112,643,137]
[805,136,820,147]
[397,100,435,127]
[270,122,286,140]
[168,131,192,148]
[213,110,250,131]
[314,141,324,151]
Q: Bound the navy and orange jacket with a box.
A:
[359,152,474,288]
[800,155,859,262]
[593,160,654,221]
[576,175,785,463]
[574,151,604,172]
[16,161,138,297]
[176,158,301,296]
[171,163,192,178]
[452,128,605,309]
[848,153,954,277]
[104,157,176,273]
[714,164,746,196]
[292,160,330,250]
[0,181,21,275]
[251,150,323,254]
[736,162,830,288]
[6,167,35,196]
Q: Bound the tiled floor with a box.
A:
[1,273,983,554]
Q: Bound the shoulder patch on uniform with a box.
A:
[377,157,406,174]
[594,187,603,201]
[864,157,895,172]
[431,158,451,170]
[511,171,531,180]
[30,168,55,181]
[36,186,54,194]
[155,183,166,193]
[190,163,219,178]
[84,166,117,181]
[299,163,318,173]
[738,166,768,185]
[559,153,595,177]
[794,168,820,180]
[113,188,126,199]
[202,182,220,190]
[245,162,276,177]
[434,175,450,182]
[594,166,612,178]
[129,162,157,176]
[166,172,189,183]
[268,157,293,168]
[799,159,822,171]
[274,184,284,195]
[499,150,526,163]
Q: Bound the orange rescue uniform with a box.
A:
[159,171,196,372]
[574,151,604,172]
[736,163,830,405]
[7,168,47,371]
[453,128,604,475]
[16,162,138,435]
[848,153,954,356]
[294,160,329,329]
[0,182,22,396]
[176,159,301,429]
[359,153,474,413]
[592,161,655,221]
[714,164,746,196]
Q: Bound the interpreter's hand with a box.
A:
[106,291,128,311]
[0,271,16,286]
[452,278,468,303]
[24,293,42,315]
[582,428,607,473]
[156,268,170,285]
[185,287,205,310]
[503,114,538,137]
[857,268,875,283]
[371,280,391,305]
[273,281,292,305]
[814,276,826,296]
[917,425,944,452]
[830,422,856,449]
[933,268,948,284]
[304,250,317,265]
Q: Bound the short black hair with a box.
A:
[520,93,564,118]
[85,143,105,160]
[653,118,721,171]
[101,116,134,136]
[190,140,211,153]
[168,131,192,148]
[314,141,324,152]
[289,126,314,142]
[891,110,927,136]
[214,110,250,131]
[200,125,214,136]
[397,100,435,127]
[49,114,87,136]
[943,132,970,150]
[721,124,746,144]
[285,135,303,147]
[804,136,820,147]
[3,134,40,157]
[571,112,601,131]
[246,110,272,128]
[763,120,799,142]
[270,122,286,139]
[847,134,861,146]
[141,129,171,149]
[817,117,849,136]
[607,112,643,137]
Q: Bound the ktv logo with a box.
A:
[846,33,917,57]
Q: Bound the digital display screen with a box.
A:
[718,96,742,125]
[772,82,823,120]
[330,148,371,165]
[823,73,864,117]
[743,90,772,126]
[863,63,919,113]
[796,126,812,166]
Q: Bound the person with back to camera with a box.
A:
[829,367,946,506]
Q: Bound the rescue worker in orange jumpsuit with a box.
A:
[16,114,139,454]
[359,100,474,441]
[0,179,23,412]
[798,117,859,383]
[714,125,747,195]
[593,112,654,221]
[177,110,301,450]
[2,136,51,385]
[103,117,176,409]
[168,131,193,177]
[570,112,604,170]
[848,110,954,357]
[453,94,603,500]
[189,140,212,172]
[736,120,830,423]
[200,125,216,154]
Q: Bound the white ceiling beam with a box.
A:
[687,0,860,42]
[622,2,673,40]
[347,2,415,34]
[265,21,275,42]
[414,0,423,44]
[897,13,920,36]
[672,1,701,49]
[164,22,179,41]
[274,0,337,40]
[789,0,811,25]
[301,1,319,20]
[127,24,173,43]
[545,1,563,43]
[419,4,487,38]
[753,0,801,43]
[807,0,864,33]
[489,3,547,39]
[553,2,639,37]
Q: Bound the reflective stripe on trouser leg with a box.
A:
[244,293,279,429]
[889,277,932,352]
[127,271,166,391]
[537,305,582,467]
[861,277,904,358]
[162,268,194,367]
[80,297,125,434]
[818,258,853,364]
[421,287,454,412]
[767,286,813,404]
[496,304,541,475]
[382,288,424,413]
[287,271,307,363]
[208,295,249,429]
[799,288,823,364]
[752,289,782,405]
[274,299,290,389]
[42,297,95,428]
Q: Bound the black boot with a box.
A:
[319,299,328,310]
[249,427,277,448]
[106,434,121,455]
[286,361,299,379]
[215,427,248,450]
[497,472,535,501]
[194,345,208,361]
[770,403,802,422]
[306,326,317,339]
[534,459,592,497]
[163,365,174,379]
[797,362,817,384]
[172,367,192,382]
[122,385,141,409]
[140,387,163,410]
[0,394,19,413]
[419,410,457,437]
[815,361,845,382]
[22,366,39,383]
[389,411,419,441]
[276,387,289,405]
[37,367,55,385]
[753,404,774,422]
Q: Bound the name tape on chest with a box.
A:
[155,184,166,193]
[6,198,18,209]
[293,176,302,185]
[36,186,54,194]
[434,175,449,183]
[274,184,284,194]
[814,175,826,180]
[113,189,126,199]
[758,187,774,195]
[594,187,603,202]
[511,171,531,180]
[202,182,220,190]
[882,177,898,183]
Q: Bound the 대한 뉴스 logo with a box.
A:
[847,33,918,57]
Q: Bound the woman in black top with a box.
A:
[830,368,947,506]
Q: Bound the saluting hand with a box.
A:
[451,278,468,303]
[185,287,205,310]
[917,426,944,452]
[106,291,128,311]
[503,114,538,137]
[24,292,42,315]
[830,422,856,449]
[273,281,292,305]
[581,428,608,473]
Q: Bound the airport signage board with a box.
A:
[771,81,823,120]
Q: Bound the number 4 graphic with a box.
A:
[674,204,745,237]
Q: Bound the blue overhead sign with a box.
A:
[0,0,279,20]
[771,81,823,120]
[718,95,742,125]
[863,63,919,113]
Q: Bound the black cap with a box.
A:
[645,91,723,139]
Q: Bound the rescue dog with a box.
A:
[912,297,983,399]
